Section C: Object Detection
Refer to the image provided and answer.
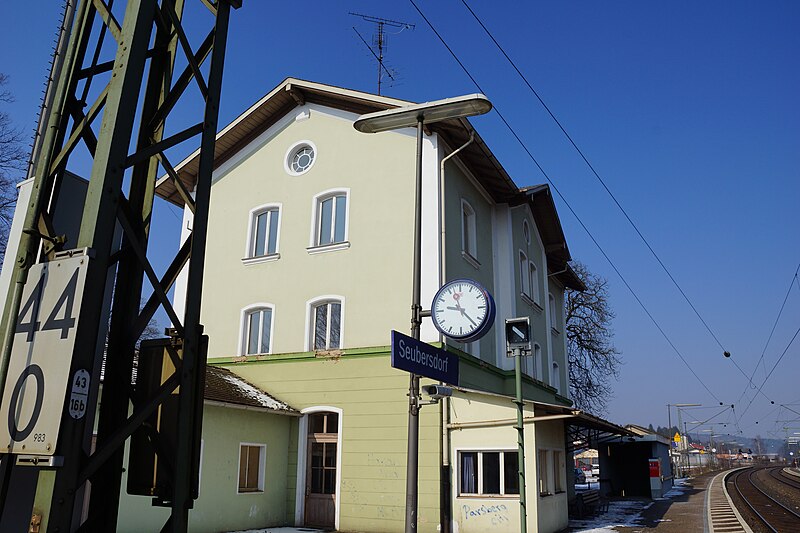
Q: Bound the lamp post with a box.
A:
[354,94,492,533]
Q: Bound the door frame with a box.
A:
[295,406,343,529]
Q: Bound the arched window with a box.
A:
[311,189,349,249]
[308,297,343,351]
[241,305,274,355]
[551,361,560,394]
[549,293,558,331]
[461,199,477,259]
[522,219,531,245]
[246,204,281,259]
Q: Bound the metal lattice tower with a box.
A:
[0,1,240,531]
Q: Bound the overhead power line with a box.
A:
[458,0,730,354]
[734,263,800,409]
[408,0,722,403]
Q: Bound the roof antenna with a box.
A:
[350,12,414,95]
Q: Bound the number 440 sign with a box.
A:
[0,255,89,456]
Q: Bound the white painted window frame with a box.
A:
[461,198,479,267]
[238,303,275,356]
[304,295,345,351]
[455,448,520,497]
[284,139,317,176]
[308,188,350,253]
[237,441,266,494]
[243,202,282,264]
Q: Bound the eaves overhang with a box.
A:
[154,77,521,208]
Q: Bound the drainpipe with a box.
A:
[438,132,474,533]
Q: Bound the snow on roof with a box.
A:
[205,365,298,415]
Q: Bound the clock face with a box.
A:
[431,279,496,342]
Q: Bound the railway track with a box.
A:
[769,467,800,491]
[728,467,800,532]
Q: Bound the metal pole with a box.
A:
[677,407,683,477]
[404,118,424,533]
[515,352,527,533]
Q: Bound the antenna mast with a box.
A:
[350,13,414,95]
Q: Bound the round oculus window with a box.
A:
[289,144,315,174]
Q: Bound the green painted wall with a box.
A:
[442,160,497,363]
[117,404,293,533]
[222,351,442,533]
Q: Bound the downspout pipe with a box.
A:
[438,132,474,533]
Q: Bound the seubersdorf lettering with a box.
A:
[397,338,449,373]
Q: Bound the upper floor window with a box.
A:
[311,190,349,250]
[247,205,280,259]
[309,298,343,351]
[519,251,531,297]
[242,306,273,355]
[461,199,477,263]
[532,343,542,380]
[549,293,558,332]
[285,141,317,176]
[551,361,560,394]
[522,219,531,245]
[529,262,540,304]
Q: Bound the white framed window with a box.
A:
[285,140,317,176]
[522,219,531,245]
[551,361,560,394]
[238,443,266,493]
[529,261,540,304]
[533,343,542,380]
[308,297,343,351]
[458,450,519,496]
[461,199,478,265]
[549,292,559,332]
[245,204,281,261]
[554,450,564,493]
[241,305,274,355]
[538,449,552,496]
[519,251,530,297]
[310,189,349,251]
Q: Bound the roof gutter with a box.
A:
[204,399,301,416]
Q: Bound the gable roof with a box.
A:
[155,77,582,289]
[205,365,299,415]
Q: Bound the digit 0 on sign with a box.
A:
[7,364,45,442]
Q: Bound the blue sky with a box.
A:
[2,1,799,440]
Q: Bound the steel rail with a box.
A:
[730,467,800,533]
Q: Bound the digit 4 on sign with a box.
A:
[0,254,90,456]
[431,279,496,343]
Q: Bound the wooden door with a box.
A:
[304,412,338,528]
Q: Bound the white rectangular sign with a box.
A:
[0,255,89,455]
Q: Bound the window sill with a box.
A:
[521,293,543,312]
[457,493,520,499]
[551,327,560,337]
[241,253,280,265]
[237,489,264,494]
[539,492,553,498]
[307,241,350,255]
[461,250,481,269]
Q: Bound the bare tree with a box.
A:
[0,73,27,260]
[566,261,622,415]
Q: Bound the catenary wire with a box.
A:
[408,0,722,403]
[459,0,730,354]
[734,263,800,409]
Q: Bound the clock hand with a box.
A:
[460,308,478,327]
[446,306,460,311]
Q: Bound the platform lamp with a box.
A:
[354,94,492,533]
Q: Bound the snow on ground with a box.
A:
[569,478,690,532]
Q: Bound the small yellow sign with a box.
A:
[674,432,681,443]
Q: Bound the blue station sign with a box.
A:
[391,330,459,385]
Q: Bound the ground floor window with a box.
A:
[459,450,519,496]
[238,443,265,493]
[538,449,551,496]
